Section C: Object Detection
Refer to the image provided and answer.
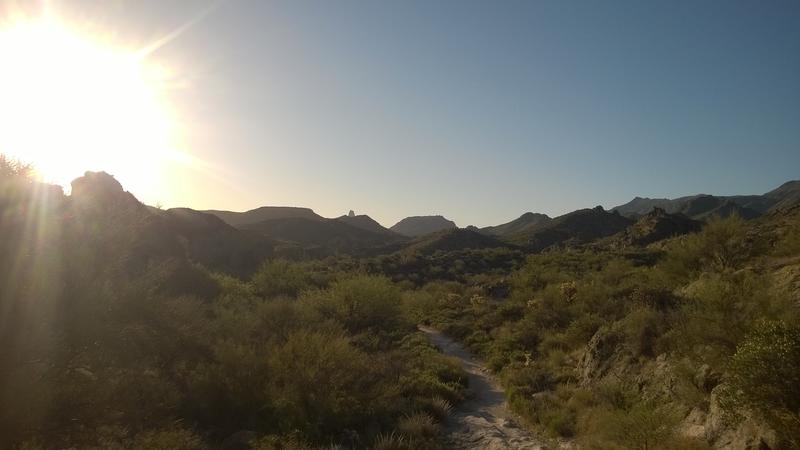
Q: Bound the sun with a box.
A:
[0,14,178,198]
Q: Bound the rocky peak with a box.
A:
[70,171,142,211]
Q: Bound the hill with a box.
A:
[160,207,276,275]
[336,213,400,236]
[761,180,800,211]
[241,216,405,255]
[612,180,800,219]
[390,215,457,237]
[402,228,513,255]
[508,206,633,250]
[204,206,323,227]
[611,207,702,246]
[481,212,551,236]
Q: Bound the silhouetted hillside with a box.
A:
[508,206,633,250]
[481,212,551,236]
[390,215,457,237]
[241,216,404,255]
[402,228,513,255]
[160,207,276,275]
[336,213,400,237]
[612,180,800,219]
[205,206,323,227]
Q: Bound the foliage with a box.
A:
[721,320,800,447]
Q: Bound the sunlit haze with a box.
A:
[0,12,185,201]
[1,1,798,226]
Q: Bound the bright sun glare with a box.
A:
[0,14,178,196]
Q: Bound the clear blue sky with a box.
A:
[50,1,800,226]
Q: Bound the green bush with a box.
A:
[304,275,407,339]
[661,215,753,278]
[252,260,315,298]
[722,320,800,446]
[580,400,680,450]
[264,330,383,439]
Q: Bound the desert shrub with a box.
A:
[402,290,437,324]
[661,215,753,278]
[396,334,467,403]
[670,271,773,367]
[396,412,438,438]
[132,428,206,450]
[541,313,605,353]
[580,400,680,450]
[264,330,384,440]
[620,306,663,358]
[373,432,409,450]
[252,434,313,450]
[252,260,314,298]
[302,275,407,346]
[425,396,453,422]
[721,320,800,447]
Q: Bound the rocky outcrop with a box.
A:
[577,327,623,386]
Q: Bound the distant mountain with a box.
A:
[481,212,551,236]
[240,216,405,256]
[612,180,800,220]
[508,206,633,250]
[402,228,512,255]
[204,206,323,227]
[613,207,701,246]
[336,214,399,236]
[390,215,457,237]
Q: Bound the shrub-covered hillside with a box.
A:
[407,210,800,449]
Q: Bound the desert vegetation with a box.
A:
[2,157,800,449]
[408,213,800,448]
[0,163,467,449]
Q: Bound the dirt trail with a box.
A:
[419,326,547,450]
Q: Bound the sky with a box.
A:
[5,0,800,227]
